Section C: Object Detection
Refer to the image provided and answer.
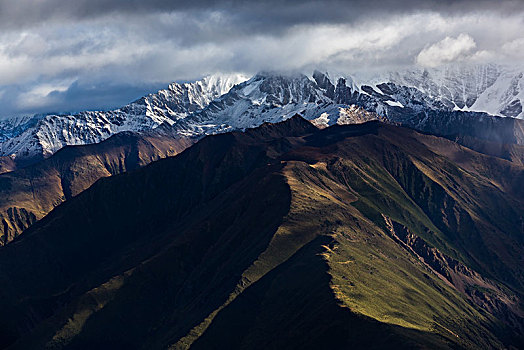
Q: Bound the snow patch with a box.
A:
[385,100,404,108]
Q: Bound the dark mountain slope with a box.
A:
[386,108,524,146]
[0,117,522,349]
[192,236,454,350]
[0,131,193,244]
[450,134,524,166]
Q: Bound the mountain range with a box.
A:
[1,65,523,246]
[0,117,522,349]
[0,74,245,162]
[0,64,523,349]
[1,64,523,164]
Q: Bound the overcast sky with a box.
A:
[0,0,523,117]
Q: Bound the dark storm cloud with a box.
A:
[49,81,166,113]
[0,0,522,30]
[0,76,169,117]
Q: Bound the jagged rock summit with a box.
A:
[0,74,247,160]
[1,65,524,162]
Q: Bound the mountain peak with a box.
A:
[245,114,318,139]
[2,65,524,162]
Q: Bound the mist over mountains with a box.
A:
[1,0,523,118]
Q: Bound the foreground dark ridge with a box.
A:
[0,117,522,349]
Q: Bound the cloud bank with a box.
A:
[416,34,477,67]
[0,0,523,117]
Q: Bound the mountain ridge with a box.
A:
[0,74,246,161]
[0,130,193,244]
[1,65,523,163]
[0,117,521,349]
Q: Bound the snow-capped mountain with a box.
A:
[363,64,524,119]
[170,70,524,145]
[0,115,43,143]
[0,74,246,159]
[1,65,524,161]
[169,72,337,136]
[167,71,398,137]
[136,74,249,122]
[166,69,457,136]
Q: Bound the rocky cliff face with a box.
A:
[383,216,523,333]
[0,156,16,174]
